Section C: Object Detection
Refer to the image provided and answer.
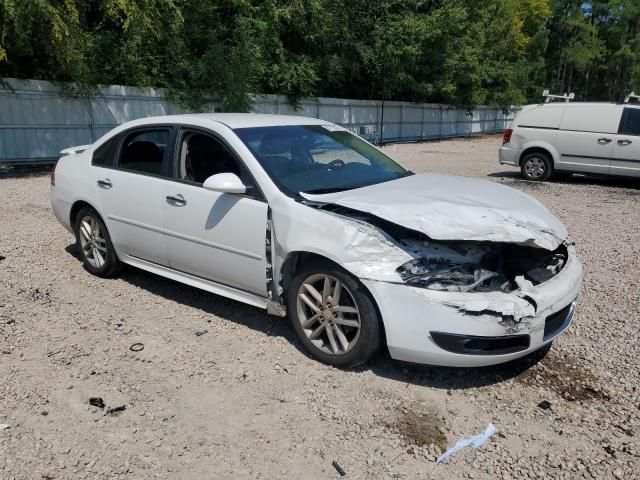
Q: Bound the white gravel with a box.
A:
[0,135,638,479]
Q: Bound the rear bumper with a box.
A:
[499,144,521,166]
[50,186,73,233]
[364,245,582,367]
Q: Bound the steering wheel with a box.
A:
[328,159,346,170]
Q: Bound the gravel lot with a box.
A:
[1,135,638,479]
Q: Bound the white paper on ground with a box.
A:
[0,424,10,430]
[436,424,497,464]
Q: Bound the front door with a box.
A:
[95,127,173,266]
[611,107,640,177]
[162,128,268,295]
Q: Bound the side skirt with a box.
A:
[120,253,269,310]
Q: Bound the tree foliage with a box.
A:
[0,0,638,110]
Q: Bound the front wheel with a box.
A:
[287,262,382,368]
[521,152,552,181]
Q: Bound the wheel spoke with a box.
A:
[325,325,339,353]
[333,305,358,314]
[322,275,331,303]
[303,283,323,304]
[333,324,350,351]
[93,248,105,267]
[80,221,92,241]
[301,313,321,329]
[95,245,107,253]
[309,323,326,340]
[332,281,342,305]
[299,293,320,312]
[334,317,359,328]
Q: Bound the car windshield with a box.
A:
[234,125,411,195]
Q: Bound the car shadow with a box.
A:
[365,344,550,390]
[489,170,640,191]
[65,242,303,351]
[64,242,546,390]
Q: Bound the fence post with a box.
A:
[86,97,96,142]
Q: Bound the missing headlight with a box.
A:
[396,240,568,293]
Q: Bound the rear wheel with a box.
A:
[521,152,552,181]
[74,207,121,277]
[287,262,381,368]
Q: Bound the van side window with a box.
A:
[92,136,119,167]
[619,108,640,136]
[118,129,170,176]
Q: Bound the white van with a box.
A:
[499,102,640,181]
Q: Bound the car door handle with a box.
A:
[97,178,112,189]
[166,194,187,206]
[617,139,632,146]
[597,138,612,145]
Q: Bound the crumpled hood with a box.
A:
[301,173,567,250]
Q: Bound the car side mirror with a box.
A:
[202,173,246,194]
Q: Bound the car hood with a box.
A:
[301,173,567,251]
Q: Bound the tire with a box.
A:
[520,151,552,181]
[287,261,382,368]
[74,206,122,277]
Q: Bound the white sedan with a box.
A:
[51,114,582,368]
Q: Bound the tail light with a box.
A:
[502,128,513,145]
[50,162,57,186]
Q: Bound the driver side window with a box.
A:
[178,131,243,184]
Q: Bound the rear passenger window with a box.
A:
[118,129,170,175]
[92,136,119,167]
[619,108,640,136]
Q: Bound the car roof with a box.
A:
[124,113,334,129]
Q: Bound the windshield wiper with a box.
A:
[302,187,355,194]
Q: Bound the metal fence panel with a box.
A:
[0,78,517,165]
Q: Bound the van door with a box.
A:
[555,104,622,174]
[611,107,640,177]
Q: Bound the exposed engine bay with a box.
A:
[396,239,567,293]
[315,203,568,293]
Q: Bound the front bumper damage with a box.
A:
[363,245,582,367]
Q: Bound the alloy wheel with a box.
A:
[78,215,108,269]
[524,156,546,179]
[296,274,361,355]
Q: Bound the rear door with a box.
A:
[95,127,174,266]
[611,107,640,177]
[162,126,268,295]
[555,104,622,174]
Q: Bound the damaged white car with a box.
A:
[50,114,582,368]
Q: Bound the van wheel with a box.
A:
[287,261,382,368]
[521,152,552,181]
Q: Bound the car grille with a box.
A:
[543,301,576,341]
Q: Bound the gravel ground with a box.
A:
[1,134,638,479]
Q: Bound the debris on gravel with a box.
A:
[1,135,638,479]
